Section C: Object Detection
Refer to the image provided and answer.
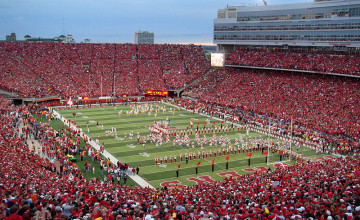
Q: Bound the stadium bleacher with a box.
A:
[1,42,360,219]
[0,42,209,98]
[226,50,360,76]
[185,68,360,147]
[0,96,360,220]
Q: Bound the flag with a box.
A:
[197,161,201,166]
[212,159,215,165]
[178,164,181,169]
[247,153,252,157]
[197,122,200,126]
[225,156,229,161]
[263,151,268,155]
[213,121,216,124]
[66,97,73,108]
[279,150,283,154]
[221,120,224,124]
[204,121,207,125]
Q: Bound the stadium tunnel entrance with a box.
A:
[12,99,23,106]
[168,90,183,97]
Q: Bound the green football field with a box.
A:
[57,102,329,188]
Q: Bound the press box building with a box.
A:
[214,0,360,53]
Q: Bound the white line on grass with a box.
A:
[53,109,155,189]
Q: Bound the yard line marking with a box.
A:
[139,152,150,157]
[127,144,136,148]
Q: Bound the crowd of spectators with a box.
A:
[184,68,360,147]
[114,44,140,96]
[137,44,166,91]
[1,95,360,220]
[2,42,360,219]
[0,42,209,98]
[159,44,188,89]
[160,44,209,89]
[226,50,360,76]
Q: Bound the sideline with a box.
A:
[52,110,155,189]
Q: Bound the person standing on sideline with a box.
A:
[132,167,136,175]
[136,166,139,175]
[124,175,127,184]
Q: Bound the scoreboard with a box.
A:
[146,90,168,96]
[211,53,225,67]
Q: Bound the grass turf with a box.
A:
[33,113,138,186]
[56,102,329,188]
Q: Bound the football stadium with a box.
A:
[1,0,360,219]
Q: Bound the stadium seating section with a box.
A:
[226,50,360,76]
[1,42,360,218]
[0,42,209,98]
[185,68,360,144]
[0,42,359,149]
[0,96,360,220]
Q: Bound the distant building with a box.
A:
[214,0,360,52]
[64,35,75,43]
[84,39,91,43]
[23,34,75,43]
[134,31,154,44]
[24,35,31,41]
[6,33,16,42]
[58,35,66,41]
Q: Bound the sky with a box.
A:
[0,0,312,44]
